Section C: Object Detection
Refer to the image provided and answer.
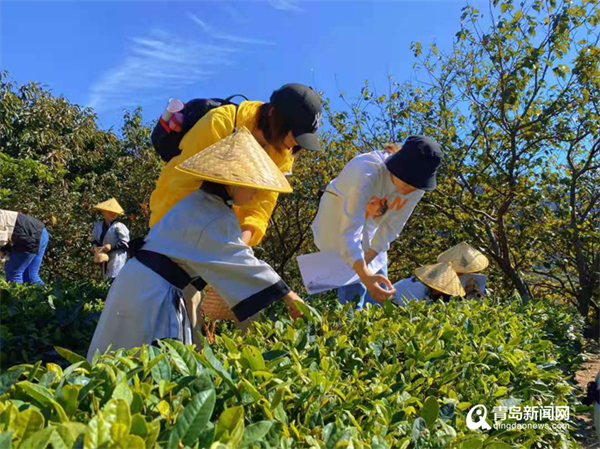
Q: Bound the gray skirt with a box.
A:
[87,258,192,361]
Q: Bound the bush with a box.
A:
[0,294,585,448]
[0,280,107,367]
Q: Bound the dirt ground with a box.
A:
[575,345,600,449]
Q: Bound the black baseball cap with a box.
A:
[270,83,323,152]
[385,136,443,190]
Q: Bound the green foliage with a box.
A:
[0,294,585,448]
[310,0,599,325]
[0,72,163,282]
[0,280,107,367]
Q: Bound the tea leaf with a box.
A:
[167,389,216,449]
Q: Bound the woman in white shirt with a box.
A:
[312,136,443,310]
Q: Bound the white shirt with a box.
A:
[392,276,430,306]
[312,151,424,267]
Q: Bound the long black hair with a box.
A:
[256,103,296,154]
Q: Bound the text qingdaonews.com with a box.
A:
[493,422,569,431]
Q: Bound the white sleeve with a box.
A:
[338,186,369,267]
[113,223,130,248]
[176,215,290,321]
[335,161,378,267]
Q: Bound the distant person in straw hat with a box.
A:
[0,209,49,285]
[87,127,305,360]
[391,262,466,306]
[91,198,130,282]
[392,242,489,305]
[312,136,443,310]
[437,242,489,299]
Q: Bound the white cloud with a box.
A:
[268,0,303,12]
[188,13,275,46]
[87,29,239,113]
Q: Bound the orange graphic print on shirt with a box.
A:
[365,195,408,219]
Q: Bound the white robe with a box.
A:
[92,221,130,280]
[391,276,430,306]
[87,189,290,360]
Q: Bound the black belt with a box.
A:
[135,250,206,291]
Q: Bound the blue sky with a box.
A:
[1,0,485,132]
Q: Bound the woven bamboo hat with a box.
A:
[175,127,292,193]
[415,262,466,297]
[93,198,125,215]
[437,242,489,274]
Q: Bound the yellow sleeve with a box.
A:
[234,148,295,246]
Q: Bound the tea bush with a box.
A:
[0,280,108,367]
[0,293,586,448]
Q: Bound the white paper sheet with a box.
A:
[297,250,387,295]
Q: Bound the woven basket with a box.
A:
[201,286,237,321]
[93,251,109,264]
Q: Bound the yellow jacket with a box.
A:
[149,101,294,247]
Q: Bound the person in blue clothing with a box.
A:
[0,209,49,285]
[91,198,130,282]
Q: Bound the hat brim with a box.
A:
[415,272,465,297]
[294,131,322,152]
[401,173,436,191]
[174,166,292,194]
[93,206,124,215]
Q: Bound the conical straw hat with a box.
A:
[415,262,466,297]
[437,242,489,274]
[93,198,124,215]
[175,127,292,193]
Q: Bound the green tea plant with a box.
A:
[0,294,585,448]
[0,280,108,367]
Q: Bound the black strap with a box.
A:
[224,94,249,103]
[135,250,194,345]
[225,94,249,132]
[136,250,200,291]
[191,277,207,291]
[99,221,110,246]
